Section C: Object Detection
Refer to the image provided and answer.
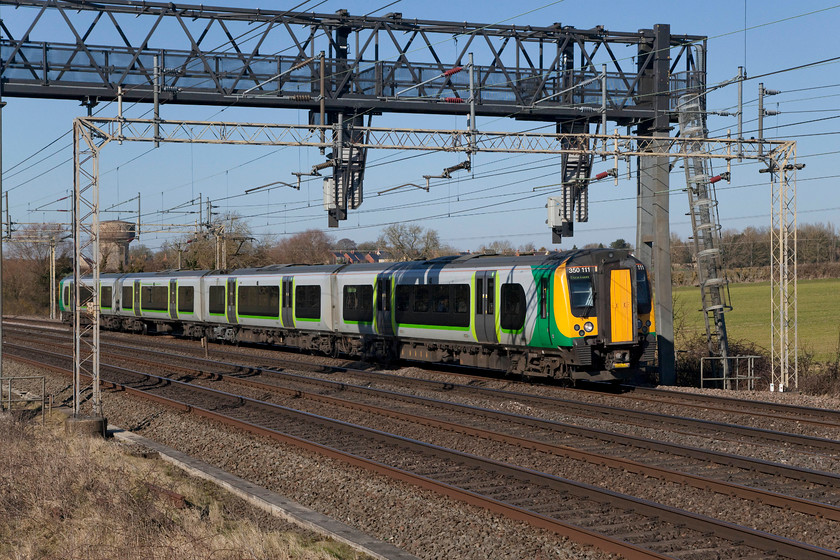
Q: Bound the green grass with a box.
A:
[673,278,840,361]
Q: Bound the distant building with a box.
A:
[330,250,394,264]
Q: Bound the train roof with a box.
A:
[65,249,637,281]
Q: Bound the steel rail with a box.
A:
[7,343,840,559]
[26,330,839,521]
[0,347,673,560]
[605,385,840,427]
[58,334,840,485]
[176,362,840,522]
[8,321,840,456]
[13,325,840,493]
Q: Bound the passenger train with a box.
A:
[59,249,656,381]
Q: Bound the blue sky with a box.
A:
[2,1,838,252]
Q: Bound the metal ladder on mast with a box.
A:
[677,95,733,384]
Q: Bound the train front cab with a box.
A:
[595,254,655,373]
[555,251,656,380]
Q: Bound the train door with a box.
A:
[133,280,141,317]
[226,278,238,324]
[609,269,634,343]
[113,280,121,313]
[597,256,636,345]
[169,279,178,320]
[281,276,293,327]
[474,271,497,343]
[539,273,554,346]
[375,276,393,336]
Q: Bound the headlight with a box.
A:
[583,321,594,333]
[574,324,581,332]
[637,319,643,328]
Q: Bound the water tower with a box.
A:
[100,220,136,271]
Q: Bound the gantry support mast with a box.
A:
[678,95,733,383]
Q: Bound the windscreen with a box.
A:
[636,264,652,314]
[567,266,595,317]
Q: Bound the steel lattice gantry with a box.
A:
[0,0,704,118]
[0,0,704,228]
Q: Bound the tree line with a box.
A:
[671,222,840,285]
[2,218,837,315]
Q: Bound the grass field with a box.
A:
[673,279,840,361]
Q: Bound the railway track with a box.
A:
[7,320,838,435]
[13,324,840,459]
[12,327,840,512]
[5,320,840,557]
[6,340,840,560]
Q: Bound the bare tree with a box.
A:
[4,223,71,314]
[268,229,333,264]
[478,240,515,254]
[159,213,264,270]
[127,244,156,272]
[377,223,450,261]
[670,232,692,266]
[6,223,67,261]
[334,237,357,251]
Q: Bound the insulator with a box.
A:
[443,66,463,77]
[293,94,312,102]
[595,171,609,180]
[709,172,730,184]
[442,97,465,103]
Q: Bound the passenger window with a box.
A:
[294,285,321,319]
[413,286,430,313]
[432,285,450,313]
[394,284,470,328]
[343,285,373,322]
[395,285,411,312]
[141,286,168,312]
[122,286,133,309]
[178,286,195,313]
[208,285,225,315]
[500,283,526,331]
[454,285,469,314]
[100,286,113,309]
[475,279,484,315]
